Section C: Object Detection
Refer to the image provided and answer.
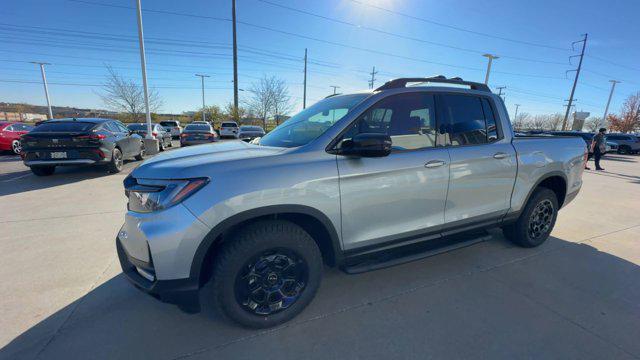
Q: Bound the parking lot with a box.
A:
[1,146,639,359]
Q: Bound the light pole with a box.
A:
[482,54,499,85]
[195,74,210,123]
[31,62,53,119]
[514,104,520,122]
[602,80,620,128]
[330,85,340,95]
[135,0,154,150]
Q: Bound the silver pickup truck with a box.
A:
[117,76,586,328]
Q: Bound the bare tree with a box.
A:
[512,112,531,131]
[270,78,293,126]
[245,76,276,129]
[530,114,548,130]
[583,117,602,132]
[546,113,564,130]
[608,92,640,133]
[99,66,162,122]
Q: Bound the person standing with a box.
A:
[591,128,607,171]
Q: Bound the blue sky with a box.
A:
[2,0,639,118]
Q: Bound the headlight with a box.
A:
[124,176,209,213]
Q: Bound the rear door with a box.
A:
[438,94,516,231]
[336,92,450,251]
[105,121,131,156]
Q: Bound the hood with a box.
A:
[132,141,286,179]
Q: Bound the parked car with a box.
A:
[159,120,182,139]
[117,76,586,328]
[127,123,173,151]
[219,121,239,138]
[180,123,219,146]
[238,125,265,141]
[605,134,640,154]
[605,141,618,154]
[21,118,145,176]
[0,122,34,154]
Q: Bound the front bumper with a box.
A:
[116,237,201,312]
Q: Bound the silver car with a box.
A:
[117,76,585,328]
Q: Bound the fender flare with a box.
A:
[503,171,568,223]
[189,205,343,283]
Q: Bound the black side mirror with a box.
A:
[339,133,392,157]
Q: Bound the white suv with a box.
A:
[219,121,239,138]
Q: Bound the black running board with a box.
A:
[342,231,492,274]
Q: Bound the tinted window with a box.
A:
[185,124,211,131]
[160,121,178,127]
[114,122,129,133]
[342,93,436,151]
[481,98,498,142]
[127,124,148,131]
[103,122,121,132]
[441,95,488,146]
[33,122,96,133]
[12,123,33,131]
[221,123,238,128]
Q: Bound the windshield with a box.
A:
[127,124,150,131]
[240,126,262,131]
[160,121,178,127]
[259,94,368,148]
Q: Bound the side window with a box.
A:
[115,122,130,133]
[342,93,436,151]
[441,94,488,146]
[104,122,120,133]
[481,98,498,142]
[5,125,14,131]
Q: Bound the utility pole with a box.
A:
[562,33,588,131]
[135,0,154,146]
[368,66,378,89]
[496,86,506,99]
[31,62,52,119]
[602,80,620,128]
[482,54,499,85]
[330,85,340,95]
[231,0,239,119]
[196,74,210,123]
[514,104,520,121]
[303,48,307,109]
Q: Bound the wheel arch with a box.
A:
[523,172,568,210]
[190,205,342,287]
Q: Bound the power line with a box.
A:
[347,0,570,51]
[257,0,569,66]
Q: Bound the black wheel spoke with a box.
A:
[235,249,309,316]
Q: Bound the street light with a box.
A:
[30,62,53,119]
[134,0,158,155]
[195,74,210,122]
[482,54,499,85]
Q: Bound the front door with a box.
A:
[438,93,517,230]
[336,92,450,252]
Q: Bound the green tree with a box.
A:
[193,105,225,127]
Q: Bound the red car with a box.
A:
[0,122,35,154]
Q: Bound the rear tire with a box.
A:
[108,148,124,173]
[502,187,558,248]
[211,220,323,328]
[31,166,55,176]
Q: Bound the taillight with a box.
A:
[78,134,106,140]
[152,132,158,137]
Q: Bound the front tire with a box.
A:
[211,220,323,328]
[11,140,22,155]
[134,144,146,161]
[503,187,558,248]
[31,166,55,176]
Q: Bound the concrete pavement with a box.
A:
[1,149,639,359]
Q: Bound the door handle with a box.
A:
[493,152,509,159]
[425,160,446,168]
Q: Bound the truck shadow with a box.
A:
[2,233,639,360]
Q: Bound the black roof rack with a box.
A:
[375,76,491,92]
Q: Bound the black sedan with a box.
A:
[180,123,219,146]
[127,123,174,151]
[21,118,145,176]
[238,125,265,141]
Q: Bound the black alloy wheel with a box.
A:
[234,249,309,316]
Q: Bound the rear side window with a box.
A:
[33,122,96,133]
[440,94,499,146]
